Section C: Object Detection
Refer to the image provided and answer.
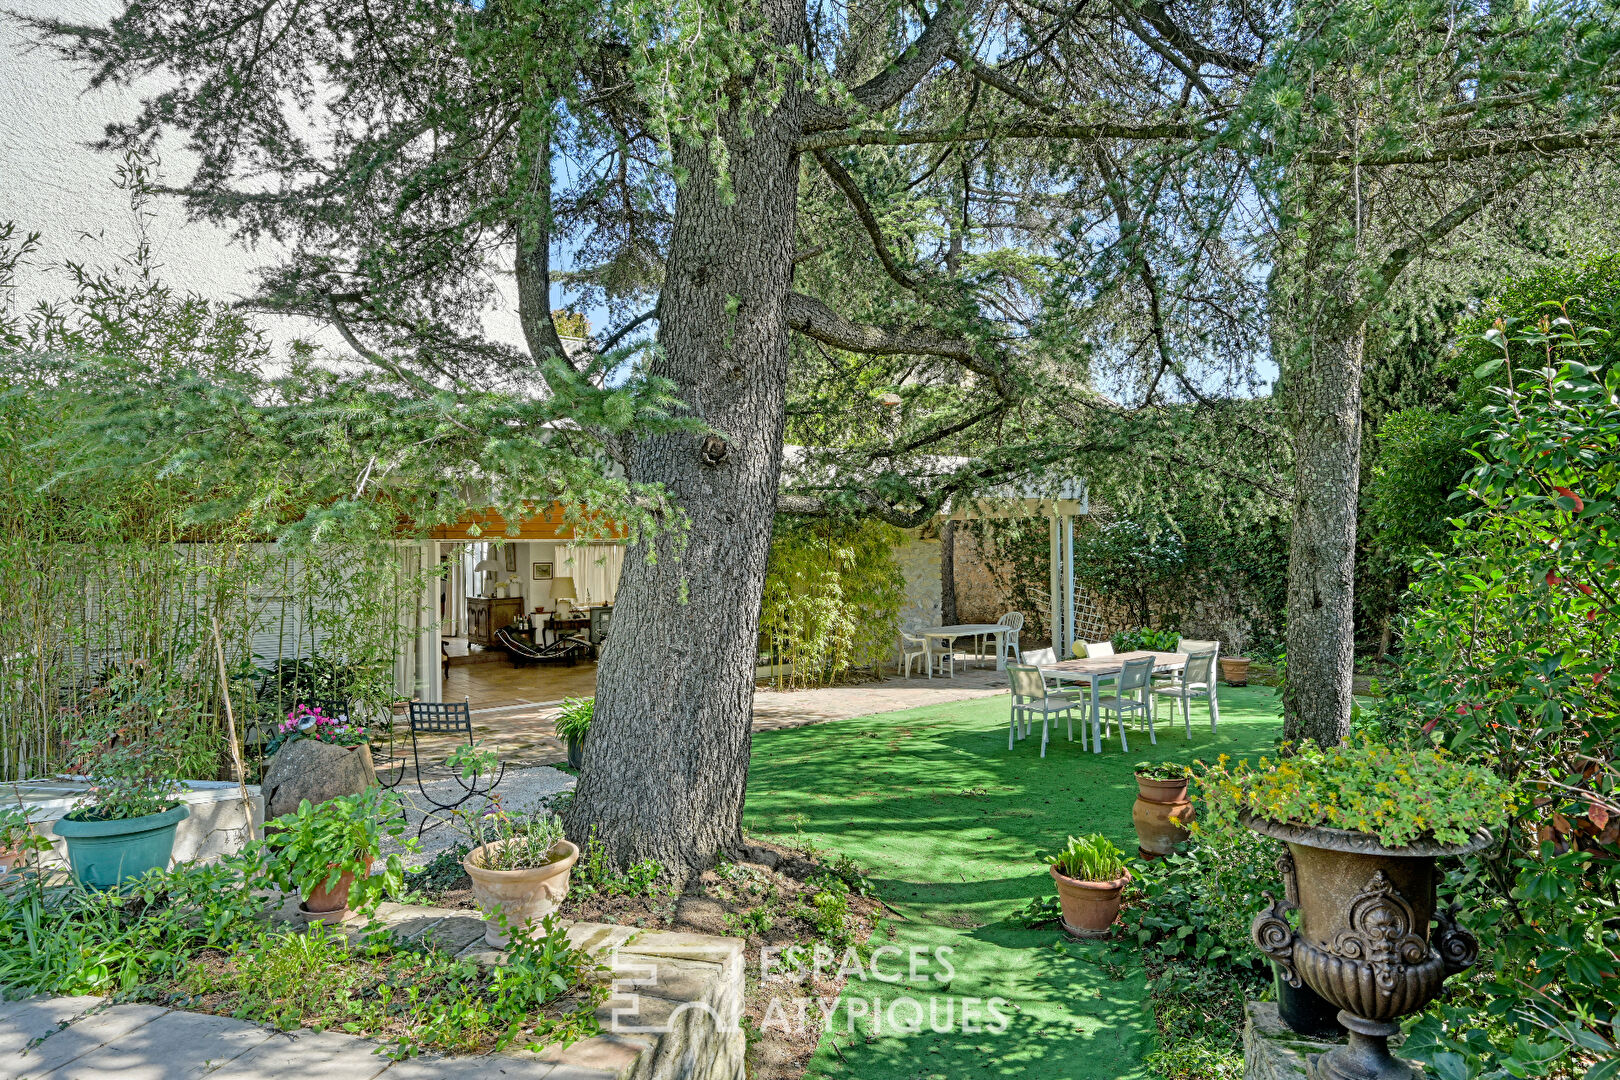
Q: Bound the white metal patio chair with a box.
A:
[1007,663,1082,756]
[1152,649,1221,735]
[1096,655,1156,751]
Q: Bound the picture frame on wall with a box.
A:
[504,546,518,572]
[533,561,553,580]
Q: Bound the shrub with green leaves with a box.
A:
[1112,627,1182,653]
[460,810,567,872]
[256,787,411,914]
[1124,781,1281,1079]
[1046,833,1127,881]
[1195,737,1515,848]
[63,667,190,821]
[1372,281,1620,1079]
[570,827,668,898]
[176,913,604,1058]
[0,858,267,995]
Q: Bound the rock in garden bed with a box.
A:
[260,740,377,819]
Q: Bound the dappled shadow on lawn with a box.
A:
[743,686,1284,1080]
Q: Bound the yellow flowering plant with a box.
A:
[1193,736,1517,848]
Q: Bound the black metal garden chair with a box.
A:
[376,700,505,837]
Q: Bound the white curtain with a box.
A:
[560,543,625,605]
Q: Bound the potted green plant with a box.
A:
[1131,761,1193,858]
[458,805,579,946]
[555,697,592,771]
[1201,738,1516,1079]
[258,786,410,924]
[1045,833,1131,938]
[52,687,189,889]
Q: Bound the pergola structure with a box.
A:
[948,479,1090,652]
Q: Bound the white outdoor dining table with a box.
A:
[914,623,1013,671]
[1036,651,1187,753]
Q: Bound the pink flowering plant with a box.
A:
[263,705,370,757]
[1194,736,1517,848]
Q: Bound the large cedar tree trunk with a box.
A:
[1282,309,1365,747]
[564,1,805,874]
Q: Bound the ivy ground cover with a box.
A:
[744,685,1283,1080]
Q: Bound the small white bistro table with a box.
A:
[913,623,1015,671]
[1036,650,1187,753]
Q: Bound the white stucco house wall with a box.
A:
[0,0,533,353]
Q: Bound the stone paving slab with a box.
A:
[0,1000,102,1058]
[377,1052,573,1080]
[2,1004,167,1079]
[204,1029,393,1080]
[29,1009,272,1080]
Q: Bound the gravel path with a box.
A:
[382,765,576,866]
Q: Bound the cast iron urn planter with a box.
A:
[1245,814,1492,1080]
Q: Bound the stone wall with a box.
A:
[895,533,941,634]
[953,529,1015,625]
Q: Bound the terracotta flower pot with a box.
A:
[301,856,373,922]
[1049,865,1131,939]
[1132,775,1194,859]
[1246,816,1492,1080]
[464,838,580,946]
[1219,656,1251,686]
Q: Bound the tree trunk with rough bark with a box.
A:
[940,520,958,625]
[1282,309,1365,748]
[563,0,805,875]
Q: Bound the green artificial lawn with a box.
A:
[743,684,1284,1080]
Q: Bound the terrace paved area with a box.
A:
[400,662,1011,774]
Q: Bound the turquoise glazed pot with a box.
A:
[52,803,189,889]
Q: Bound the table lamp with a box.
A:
[551,576,577,616]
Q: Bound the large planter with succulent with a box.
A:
[459,808,580,946]
[51,706,190,889]
[1046,833,1131,938]
[555,697,592,771]
[1203,739,1514,1080]
[258,786,409,924]
[1131,761,1193,859]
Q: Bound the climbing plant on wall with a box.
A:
[758,519,904,690]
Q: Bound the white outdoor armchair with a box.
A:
[1007,663,1082,756]
[1152,649,1221,735]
